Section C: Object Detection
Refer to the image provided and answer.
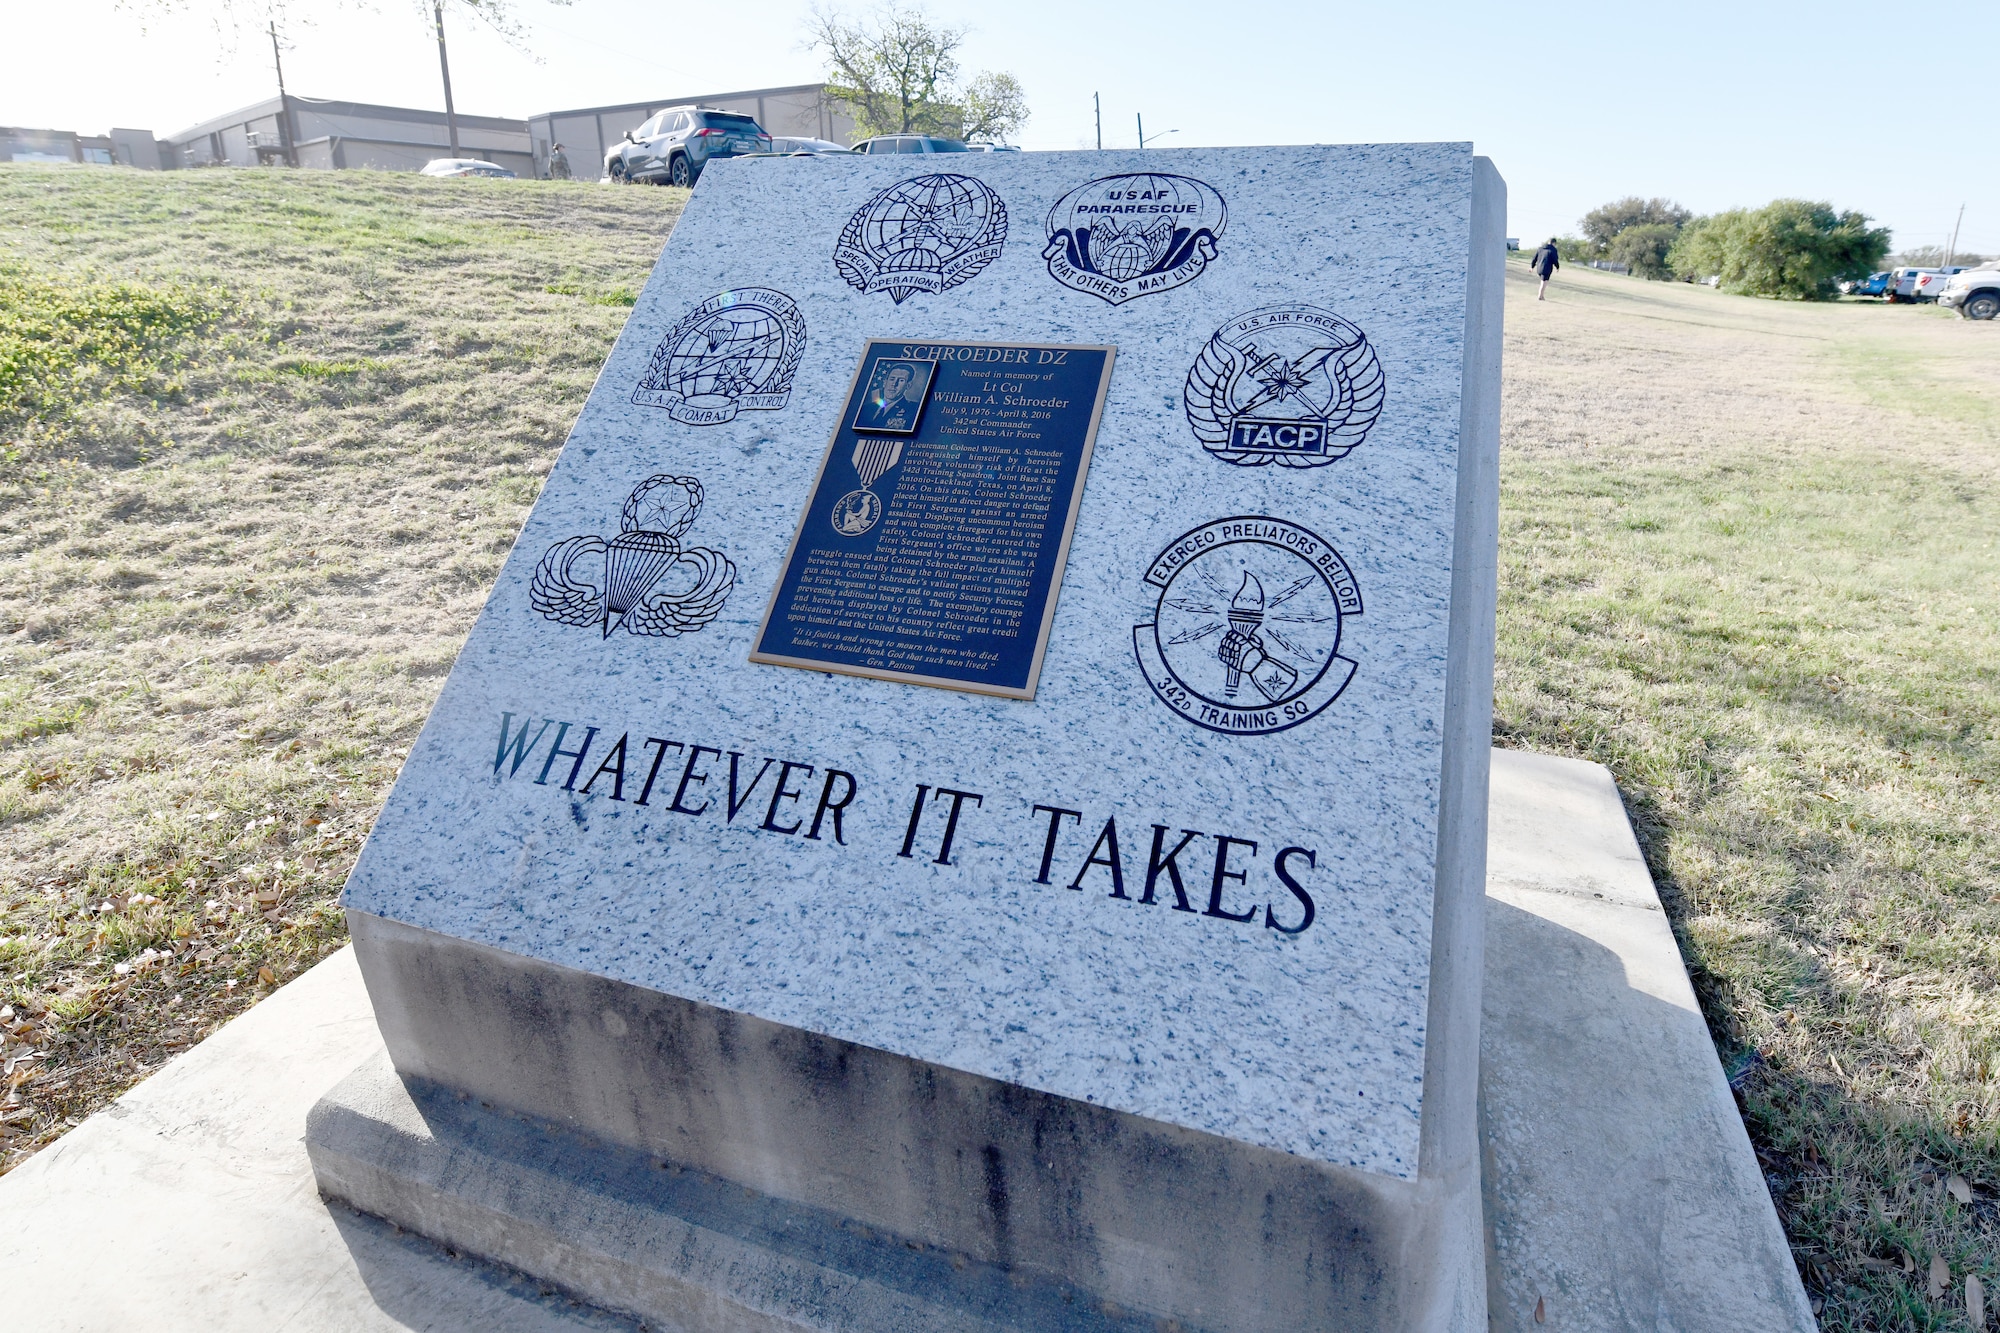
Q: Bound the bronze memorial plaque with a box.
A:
[750,338,1116,699]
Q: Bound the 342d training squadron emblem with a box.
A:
[834,174,1008,304]
[631,288,805,425]
[530,474,735,639]
[1043,172,1226,304]
[1133,517,1362,736]
[1184,305,1385,467]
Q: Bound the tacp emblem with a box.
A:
[631,288,805,426]
[1133,517,1362,736]
[1184,306,1385,468]
[530,475,735,639]
[834,174,1008,304]
[1043,173,1227,304]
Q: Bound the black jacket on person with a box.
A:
[1531,244,1560,278]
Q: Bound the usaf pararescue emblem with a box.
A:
[1184,305,1386,467]
[834,174,1008,304]
[1133,517,1362,736]
[631,288,805,426]
[1043,172,1227,304]
[529,474,735,640]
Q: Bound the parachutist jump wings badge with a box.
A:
[1184,305,1386,468]
[631,288,805,425]
[834,174,1008,304]
[530,475,736,639]
[1043,173,1227,304]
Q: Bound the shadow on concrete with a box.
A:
[327,1198,646,1332]
[1481,893,1815,1333]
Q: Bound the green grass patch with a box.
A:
[0,262,220,451]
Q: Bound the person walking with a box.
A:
[1531,238,1560,300]
[548,142,572,181]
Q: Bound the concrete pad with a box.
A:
[1479,748,1814,1332]
[0,748,1813,1331]
[0,947,635,1332]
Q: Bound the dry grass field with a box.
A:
[1,164,1996,1329]
[1499,260,1999,1329]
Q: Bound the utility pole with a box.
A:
[1136,116,1178,150]
[1946,203,1965,268]
[1094,92,1101,150]
[269,21,297,167]
[433,0,461,157]
[1137,112,1143,149]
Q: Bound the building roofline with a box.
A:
[167,96,527,144]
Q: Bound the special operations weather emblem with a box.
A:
[1183,305,1386,467]
[1133,517,1362,736]
[1042,173,1227,304]
[631,288,805,426]
[834,174,1008,304]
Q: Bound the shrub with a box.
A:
[1670,200,1891,300]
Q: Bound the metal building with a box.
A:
[165,96,535,175]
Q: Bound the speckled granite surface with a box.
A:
[345,144,1477,1180]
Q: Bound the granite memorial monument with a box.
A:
[308,142,1506,1331]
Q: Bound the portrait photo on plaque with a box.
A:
[850,356,936,435]
[751,339,1116,700]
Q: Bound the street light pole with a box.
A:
[1946,203,1965,269]
[1094,92,1101,150]
[433,0,461,157]
[268,20,297,167]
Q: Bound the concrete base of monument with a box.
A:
[319,910,1478,1333]
[0,749,1815,1333]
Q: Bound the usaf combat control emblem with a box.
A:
[631,288,805,425]
[834,174,1008,304]
[1184,305,1385,467]
[530,474,735,639]
[1133,517,1362,735]
[1043,173,1227,304]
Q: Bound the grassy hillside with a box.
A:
[0,165,684,1173]
[1,165,1995,1330]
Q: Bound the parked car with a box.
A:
[606,107,771,187]
[420,158,516,178]
[851,135,973,155]
[1840,271,1892,297]
[1937,263,2000,320]
[767,137,855,155]
[1914,268,1969,303]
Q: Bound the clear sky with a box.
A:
[9,0,1996,255]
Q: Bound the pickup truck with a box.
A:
[1887,267,1939,302]
[1937,263,2000,320]
[1914,268,1969,303]
[1841,271,1892,297]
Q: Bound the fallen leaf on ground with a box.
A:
[1971,1274,1986,1332]
[257,965,276,986]
[1932,1254,1951,1300]
[1949,1175,1974,1204]
[1534,1294,1545,1323]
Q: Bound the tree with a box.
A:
[809,5,1029,144]
[1608,223,1680,281]
[1669,200,1891,300]
[1580,197,1692,253]
[958,72,1027,145]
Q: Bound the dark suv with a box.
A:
[606,107,771,187]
